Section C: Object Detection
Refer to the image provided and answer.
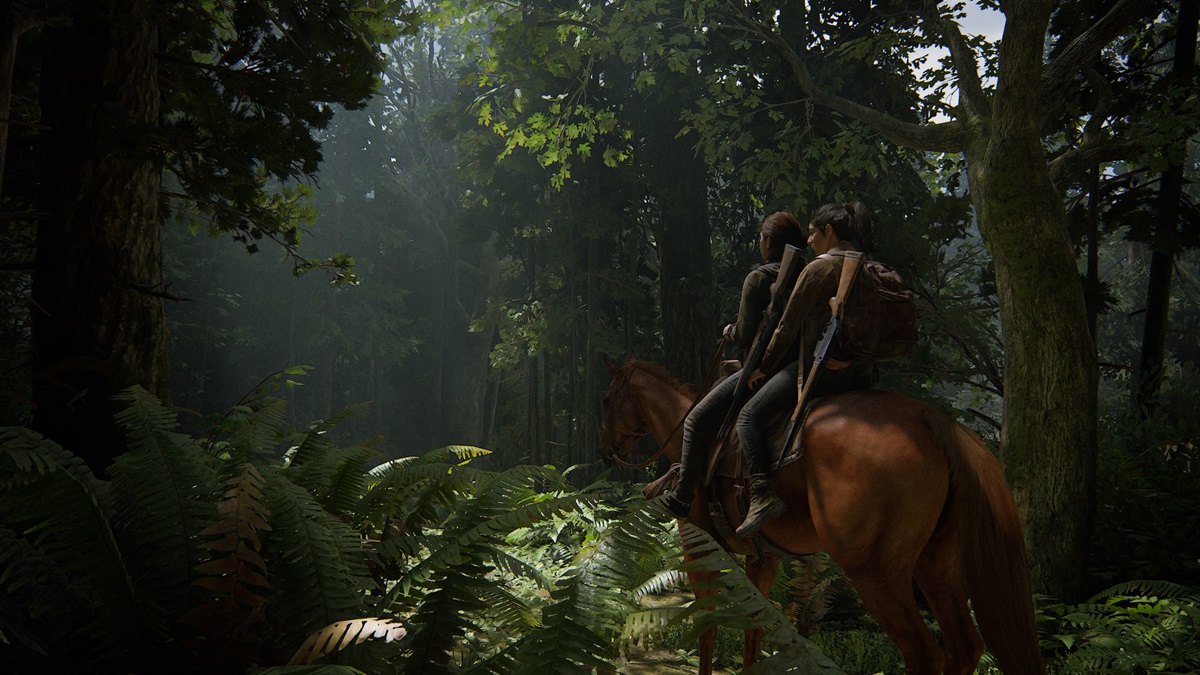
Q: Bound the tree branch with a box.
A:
[1048,138,1143,190]
[1039,0,1163,115]
[918,0,989,118]
[730,2,969,153]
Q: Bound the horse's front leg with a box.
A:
[742,554,779,669]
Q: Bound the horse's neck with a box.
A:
[631,371,693,464]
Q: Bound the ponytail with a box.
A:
[811,200,876,252]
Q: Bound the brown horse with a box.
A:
[599,359,1044,675]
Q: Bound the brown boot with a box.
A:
[736,479,786,538]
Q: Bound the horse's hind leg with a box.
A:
[742,554,779,669]
[845,568,943,675]
[914,527,984,675]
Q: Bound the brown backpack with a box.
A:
[822,253,918,361]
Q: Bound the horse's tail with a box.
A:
[930,411,1046,675]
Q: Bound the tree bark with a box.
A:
[32,0,163,475]
[968,0,1097,600]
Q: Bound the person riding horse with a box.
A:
[663,202,879,538]
[660,211,806,521]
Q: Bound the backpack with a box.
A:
[824,253,918,361]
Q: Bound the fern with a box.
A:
[263,475,373,640]
[507,503,677,673]
[0,427,166,661]
[110,387,219,617]
[666,522,845,674]
[287,617,406,665]
[358,448,491,534]
[183,463,273,672]
[218,398,289,461]
[781,554,843,636]
[1041,580,1200,674]
[288,444,384,516]
[286,401,373,468]
[395,560,493,674]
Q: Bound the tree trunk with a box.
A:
[969,0,1097,599]
[32,0,163,475]
[1134,0,1197,418]
[643,83,714,384]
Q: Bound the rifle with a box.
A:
[703,244,804,485]
[778,252,863,467]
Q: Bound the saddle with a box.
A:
[643,403,815,557]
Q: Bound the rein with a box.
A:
[607,337,729,469]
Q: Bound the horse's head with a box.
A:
[598,358,652,466]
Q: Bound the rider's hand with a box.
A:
[747,369,766,391]
[722,323,735,339]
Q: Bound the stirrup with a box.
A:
[660,491,692,519]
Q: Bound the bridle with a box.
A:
[600,338,728,469]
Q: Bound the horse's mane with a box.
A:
[626,358,698,398]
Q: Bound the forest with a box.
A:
[1,0,1198,673]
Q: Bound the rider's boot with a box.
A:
[736,475,786,538]
[661,455,703,519]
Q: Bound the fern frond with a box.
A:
[622,607,685,646]
[506,502,677,674]
[488,548,553,589]
[183,464,273,672]
[0,427,167,659]
[110,387,219,616]
[672,522,844,673]
[287,444,383,516]
[632,569,687,599]
[395,560,491,673]
[287,402,372,468]
[256,665,368,674]
[358,456,484,533]
[263,475,372,639]
[226,398,289,460]
[0,426,102,491]
[507,580,617,675]
[417,445,492,465]
[287,617,406,665]
[477,584,541,632]
[1087,579,1200,605]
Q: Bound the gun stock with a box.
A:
[778,252,863,468]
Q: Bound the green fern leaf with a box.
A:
[287,402,371,467]
[110,387,220,616]
[226,398,289,460]
[0,427,167,659]
[1087,579,1200,605]
[477,584,541,631]
[263,475,372,639]
[396,560,491,674]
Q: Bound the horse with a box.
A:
[599,358,1044,675]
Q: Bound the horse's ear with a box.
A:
[602,354,619,375]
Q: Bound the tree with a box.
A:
[714,0,1189,598]
[23,0,408,474]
